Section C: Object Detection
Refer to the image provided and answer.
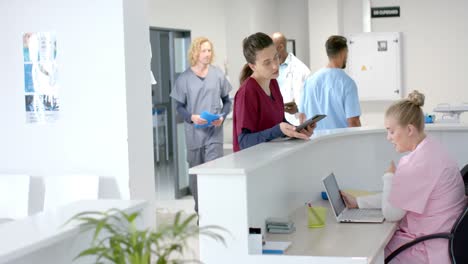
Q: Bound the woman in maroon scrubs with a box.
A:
[233,32,315,152]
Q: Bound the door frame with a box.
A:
[150,27,191,199]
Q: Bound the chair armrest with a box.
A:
[385,233,452,264]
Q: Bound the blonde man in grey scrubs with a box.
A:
[170,37,232,213]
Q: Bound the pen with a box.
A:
[305,202,324,225]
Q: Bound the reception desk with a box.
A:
[0,200,147,264]
[190,125,468,264]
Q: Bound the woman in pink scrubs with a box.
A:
[342,90,466,263]
[233,32,314,152]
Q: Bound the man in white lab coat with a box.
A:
[271,32,311,126]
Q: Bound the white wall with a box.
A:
[0,0,155,214]
[224,0,257,92]
[367,0,468,125]
[278,0,310,67]
[224,0,280,144]
[148,0,308,91]
[226,0,280,91]
[147,0,284,145]
[308,0,343,73]
[308,0,468,126]
[147,0,228,72]
[124,0,157,221]
[342,0,366,36]
[148,0,468,136]
[248,0,280,35]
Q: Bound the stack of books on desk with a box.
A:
[266,217,295,234]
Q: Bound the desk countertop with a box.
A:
[265,200,398,263]
[190,124,468,176]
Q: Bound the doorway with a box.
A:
[150,27,191,199]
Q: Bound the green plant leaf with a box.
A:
[66,208,227,264]
[74,247,106,260]
[127,211,139,223]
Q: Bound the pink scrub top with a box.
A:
[387,136,467,263]
[233,77,285,152]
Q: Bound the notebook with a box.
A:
[262,241,292,254]
[322,173,384,223]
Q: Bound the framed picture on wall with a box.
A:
[287,39,296,55]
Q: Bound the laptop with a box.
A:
[322,173,384,223]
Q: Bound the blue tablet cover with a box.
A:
[194,111,221,128]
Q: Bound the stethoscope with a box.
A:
[283,62,297,103]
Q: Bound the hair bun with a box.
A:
[407,90,425,107]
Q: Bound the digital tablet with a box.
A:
[295,114,326,132]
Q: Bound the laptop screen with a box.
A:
[323,173,346,217]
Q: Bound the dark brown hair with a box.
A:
[326,35,348,58]
[239,32,274,84]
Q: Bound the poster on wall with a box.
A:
[23,32,60,124]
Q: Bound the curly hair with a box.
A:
[188,37,215,66]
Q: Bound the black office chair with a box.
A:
[385,203,468,264]
[461,163,468,195]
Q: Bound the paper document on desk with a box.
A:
[262,241,292,254]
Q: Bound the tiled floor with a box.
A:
[154,154,176,200]
[155,196,200,262]
[152,139,233,262]
[156,196,195,215]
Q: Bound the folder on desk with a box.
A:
[266,217,295,234]
[268,226,296,234]
[262,241,292,254]
[267,223,294,230]
[266,217,293,226]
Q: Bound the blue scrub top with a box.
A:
[299,68,361,130]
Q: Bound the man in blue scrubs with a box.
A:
[299,35,361,130]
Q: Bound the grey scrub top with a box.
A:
[170,65,232,150]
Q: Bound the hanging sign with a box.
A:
[371,6,400,18]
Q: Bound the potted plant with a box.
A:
[66,208,226,264]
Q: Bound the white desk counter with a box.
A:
[0,200,147,264]
[190,125,468,264]
[266,200,397,263]
[191,124,468,176]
